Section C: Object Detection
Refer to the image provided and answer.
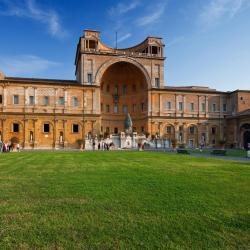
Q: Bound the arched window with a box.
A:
[59,132,64,143]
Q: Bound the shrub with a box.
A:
[177,149,190,155]
[211,149,227,156]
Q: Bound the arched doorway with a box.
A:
[240,123,250,149]
[100,61,148,135]
[243,131,250,149]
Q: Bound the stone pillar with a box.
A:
[1,119,6,142]
[174,122,179,142]
[205,95,209,118]
[33,119,38,148]
[196,124,200,148]
[206,123,210,147]
[182,95,186,113]
[159,93,162,115]
[23,118,29,149]
[63,120,68,148]
[183,123,187,145]
[3,85,7,107]
[54,119,59,149]
[34,87,37,109]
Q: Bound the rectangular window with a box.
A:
[106,104,110,113]
[166,101,171,110]
[190,103,194,112]
[223,103,227,112]
[43,96,49,106]
[155,78,160,88]
[13,123,19,133]
[114,84,118,95]
[29,96,34,105]
[58,97,65,105]
[72,124,79,133]
[211,127,216,135]
[132,104,136,112]
[166,126,171,134]
[114,104,118,113]
[123,85,127,95]
[73,97,78,107]
[179,102,183,111]
[13,95,19,105]
[43,123,50,133]
[189,126,195,134]
[201,103,206,112]
[123,105,128,113]
[87,73,93,84]
[212,103,216,112]
[141,103,145,112]
[0,95,2,104]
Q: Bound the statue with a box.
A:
[124,113,133,135]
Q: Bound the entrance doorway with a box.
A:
[243,131,250,149]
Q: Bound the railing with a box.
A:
[83,48,162,58]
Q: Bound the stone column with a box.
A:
[1,119,6,142]
[3,85,7,107]
[63,120,68,148]
[205,95,209,118]
[183,123,187,145]
[54,119,59,149]
[182,95,186,114]
[33,119,38,148]
[23,118,29,149]
[174,122,179,142]
[206,123,210,147]
[34,87,37,109]
[159,93,162,115]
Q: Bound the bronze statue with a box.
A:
[124,113,133,135]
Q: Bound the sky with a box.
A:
[0,0,250,91]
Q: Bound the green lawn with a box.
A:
[0,152,249,250]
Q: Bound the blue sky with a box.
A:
[0,0,249,91]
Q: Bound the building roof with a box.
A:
[1,77,78,86]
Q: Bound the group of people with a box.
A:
[94,140,114,151]
[0,141,20,153]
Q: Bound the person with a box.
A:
[17,143,20,152]
[98,142,101,150]
[92,140,96,150]
[247,143,250,158]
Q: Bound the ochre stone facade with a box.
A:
[0,30,249,149]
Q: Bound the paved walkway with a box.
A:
[145,149,250,162]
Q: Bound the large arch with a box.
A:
[99,60,149,135]
[95,57,151,88]
[240,123,250,149]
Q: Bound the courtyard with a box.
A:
[0,151,249,249]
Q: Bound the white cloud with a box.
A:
[199,0,250,28]
[0,55,60,76]
[108,0,140,16]
[135,1,167,26]
[0,0,68,38]
[117,33,132,43]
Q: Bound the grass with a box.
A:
[0,151,249,249]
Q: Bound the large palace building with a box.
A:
[0,30,249,149]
